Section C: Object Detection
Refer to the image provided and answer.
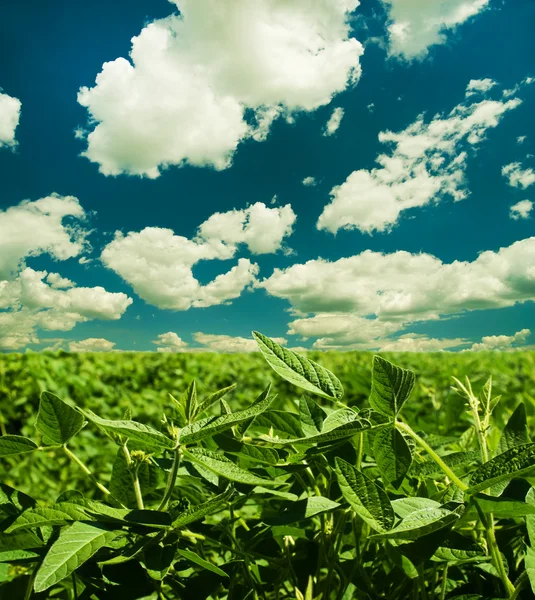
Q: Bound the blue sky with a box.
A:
[0,0,534,353]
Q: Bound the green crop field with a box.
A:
[1,339,535,599]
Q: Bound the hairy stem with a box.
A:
[122,445,144,510]
[158,446,182,511]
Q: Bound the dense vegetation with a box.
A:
[1,339,535,599]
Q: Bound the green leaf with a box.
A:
[322,409,357,432]
[467,443,535,495]
[0,483,37,515]
[0,435,38,457]
[497,403,530,455]
[34,522,118,592]
[184,448,278,486]
[142,542,177,580]
[213,436,280,465]
[0,530,43,552]
[36,392,84,445]
[370,506,463,540]
[197,383,237,414]
[252,487,299,501]
[78,410,174,450]
[391,498,441,519]
[373,427,412,488]
[334,457,394,533]
[170,381,197,427]
[177,549,228,578]
[299,396,326,437]
[263,496,340,525]
[172,488,234,528]
[109,448,162,508]
[5,503,91,532]
[180,385,275,445]
[253,411,304,438]
[526,545,535,596]
[253,331,344,400]
[526,488,535,546]
[369,356,415,418]
[470,493,535,518]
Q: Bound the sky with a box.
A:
[0,0,534,354]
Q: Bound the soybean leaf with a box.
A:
[0,484,36,516]
[78,410,174,450]
[373,427,412,488]
[142,542,177,580]
[34,522,118,592]
[213,435,280,465]
[527,488,535,546]
[6,504,91,532]
[497,403,530,455]
[172,488,234,528]
[36,392,84,445]
[253,331,344,401]
[412,451,480,478]
[184,448,278,486]
[470,493,535,518]
[177,549,228,578]
[0,435,38,457]
[322,409,358,432]
[0,530,43,552]
[335,457,394,533]
[252,487,299,501]
[392,498,441,519]
[263,496,340,525]
[198,384,237,414]
[253,411,304,438]
[179,385,274,445]
[467,443,535,495]
[299,396,326,436]
[109,448,162,508]
[369,356,415,418]
[170,381,197,427]
[526,546,535,596]
[370,506,463,540]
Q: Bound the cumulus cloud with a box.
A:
[302,176,317,187]
[468,328,530,351]
[260,236,535,349]
[69,338,117,352]
[318,81,524,234]
[0,268,132,350]
[102,202,294,310]
[153,332,189,353]
[324,107,345,136]
[0,194,89,279]
[466,78,496,97]
[193,332,287,353]
[502,161,535,190]
[77,0,362,178]
[378,334,468,352]
[0,90,21,148]
[381,0,489,60]
[510,200,533,220]
[517,136,527,144]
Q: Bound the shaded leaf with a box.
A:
[369,356,415,418]
[172,488,234,528]
[263,496,340,525]
[373,427,412,488]
[36,392,84,445]
[497,403,530,456]
[198,383,237,414]
[177,549,228,578]
[299,396,326,437]
[0,435,38,457]
[370,506,463,540]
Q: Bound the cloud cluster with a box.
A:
[510,200,533,220]
[77,0,362,177]
[503,161,535,190]
[318,81,524,234]
[153,332,189,353]
[0,90,21,149]
[102,202,295,310]
[69,338,117,352]
[323,107,345,137]
[468,328,530,351]
[381,0,489,60]
[260,236,535,349]
[0,195,132,350]
[152,331,287,353]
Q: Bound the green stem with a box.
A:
[395,422,468,490]
[158,446,182,511]
[439,563,449,600]
[510,572,528,600]
[63,445,124,507]
[23,565,37,600]
[355,432,363,471]
[122,445,144,510]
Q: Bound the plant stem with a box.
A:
[63,445,124,507]
[23,565,37,600]
[439,563,449,600]
[510,572,528,600]
[395,422,468,490]
[122,445,144,510]
[355,432,363,471]
[158,446,182,511]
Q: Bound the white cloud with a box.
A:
[378,334,468,352]
[0,90,21,148]
[0,268,132,351]
[381,0,489,60]
[260,236,535,349]
[46,273,75,289]
[324,107,345,136]
[510,200,533,220]
[153,331,189,353]
[77,0,362,178]
[502,161,535,190]
[517,136,527,144]
[69,338,117,352]
[193,332,287,353]
[102,202,293,310]
[468,328,530,351]
[302,176,317,187]
[466,78,496,97]
[0,194,89,279]
[318,82,524,234]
